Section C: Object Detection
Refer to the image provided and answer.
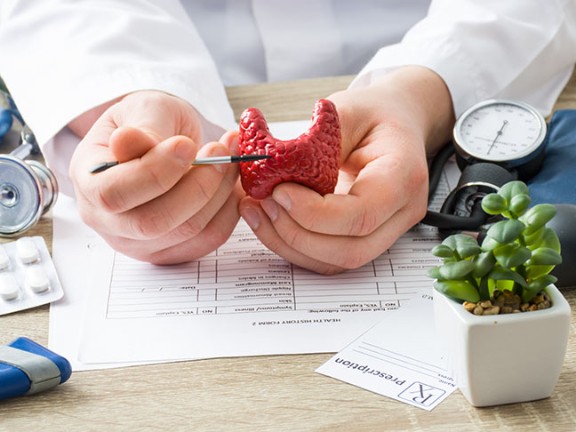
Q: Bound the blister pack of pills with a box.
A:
[0,236,64,315]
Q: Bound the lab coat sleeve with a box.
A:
[353,0,576,117]
[0,0,236,195]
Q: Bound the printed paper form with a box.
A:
[104,221,439,320]
[49,120,459,369]
[78,220,441,365]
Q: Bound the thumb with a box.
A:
[219,130,240,155]
[109,126,161,163]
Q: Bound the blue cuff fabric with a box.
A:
[528,110,576,205]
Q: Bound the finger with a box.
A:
[239,198,344,274]
[120,142,239,239]
[268,156,426,237]
[81,134,200,214]
[108,126,161,162]
[242,195,419,271]
[87,141,237,239]
[101,181,242,264]
[220,130,240,156]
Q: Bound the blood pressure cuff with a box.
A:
[528,109,576,205]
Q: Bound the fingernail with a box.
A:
[261,199,279,222]
[242,206,261,230]
[212,161,227,174]
[273,190,292,212]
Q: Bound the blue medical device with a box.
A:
[0,337,72,400]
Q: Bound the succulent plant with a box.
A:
[428,181,562,305]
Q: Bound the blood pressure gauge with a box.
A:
[453,99,548,179]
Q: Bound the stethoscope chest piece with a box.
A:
[0,155,58,237]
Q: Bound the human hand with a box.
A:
[68,90,242,264]
[239,67,455,274]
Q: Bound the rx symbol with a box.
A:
[399,382,446,407]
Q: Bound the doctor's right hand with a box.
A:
[68,91,242,264]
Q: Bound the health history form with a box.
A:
[105,221,439,320]
[75,222,442,366]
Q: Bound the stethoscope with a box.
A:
[0,91,58,237]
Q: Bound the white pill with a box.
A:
[0,247,10,271]
[25,266,51,294]
[16,237,40,264]
[0,273,20,301]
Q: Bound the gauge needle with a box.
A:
[487,120,508,155]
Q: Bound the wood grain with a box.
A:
[1,72,576,432]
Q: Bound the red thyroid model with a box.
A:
[238,99,341,200]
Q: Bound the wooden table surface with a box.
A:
[1,73,576,432]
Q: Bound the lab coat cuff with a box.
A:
[351,41,486,118]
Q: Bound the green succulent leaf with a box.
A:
[498,181,530,201]
[488,267,528,287]
[523,275,557,302]
[493,243,531,268]
[525,227,561,252]
[433,280,480,303]
[481,193,507,215]
[481,236,501,252]
[430,244,455,259]
[520,204,557,235]
[441,234,482,259]
[523,226,544,248]
[539,227,561,252]
[527,247,562,266]
[427,267,442,279]
[486,220,525,244]
[437,261,475,280]
[526,264,555,280]
[472,251,496,278]
[509,193,531,216]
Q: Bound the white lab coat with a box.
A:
[0,0,575,195]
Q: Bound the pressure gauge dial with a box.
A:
[453,100,548,179]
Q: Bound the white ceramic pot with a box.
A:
[434,284,571,407]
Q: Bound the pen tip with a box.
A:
[246,154,271,161]
[90,161,119,174]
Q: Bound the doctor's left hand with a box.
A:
[68,90,242,264]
